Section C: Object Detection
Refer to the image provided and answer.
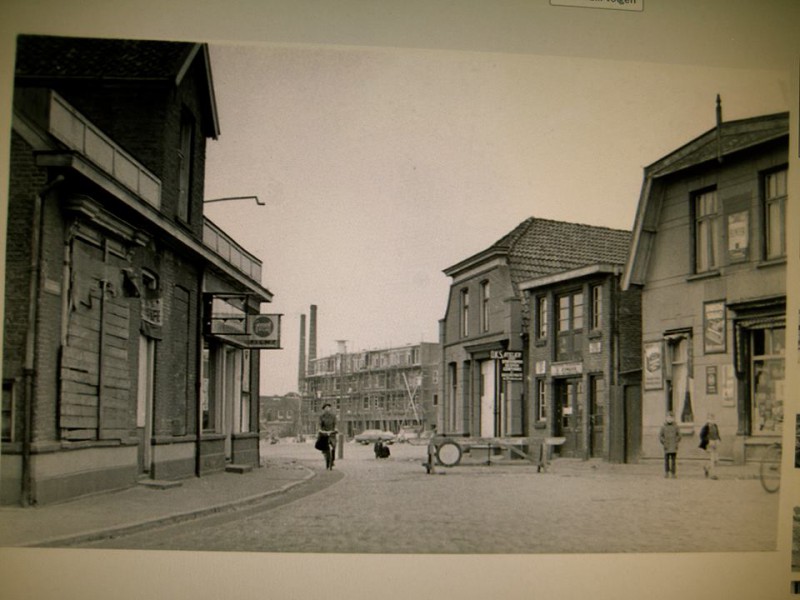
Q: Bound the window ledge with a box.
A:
[756,257,787,269]
[588,331,603,339]
[686,270,720,282]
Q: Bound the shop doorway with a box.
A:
[554,378,583,457]
[480,359,497,437]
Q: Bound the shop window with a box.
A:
[763,168,787,260]
[693,188,720,273]
[666,334,693,424]
[751,327,785,435]
[590,376,605,426]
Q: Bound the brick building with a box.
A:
[302,342,441,438]
[259,394,302,439]
[2,35,272,505]
[622,104,788,465]
[519,227,641,462]
[439,217,636,458]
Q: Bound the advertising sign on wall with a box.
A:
[643,340,663,390]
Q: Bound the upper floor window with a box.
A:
[556,290,584,361]
[536,296,548,340]
[558,291,584,332]
[591,284,602,330]
[177,109,195,223]
[460,288,469,337]
[693,189,720,273]
[480,281,490,333]
[764,168,787,260]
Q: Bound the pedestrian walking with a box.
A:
[315,403,338,470]
[699,413,721,480]
[659,413,680,478]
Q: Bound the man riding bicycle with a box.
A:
[316,403,338,470]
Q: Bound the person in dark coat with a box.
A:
[316,403,338,470]
[659,413,681,478]
[699,413,721,480]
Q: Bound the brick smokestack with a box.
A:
[309,304,317,364]
[298,313,306,391]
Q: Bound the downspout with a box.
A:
[195,273,205,477]
[22,174,64,506]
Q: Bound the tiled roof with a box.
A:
[15,35,195,81]
[490,217,631,288]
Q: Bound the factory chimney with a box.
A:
[309,304,318,365]
[298,313,306,391]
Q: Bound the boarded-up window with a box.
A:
[60,238,132,441]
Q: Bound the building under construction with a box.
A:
[298,306,441,437]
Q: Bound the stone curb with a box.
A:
[24,465,316,548]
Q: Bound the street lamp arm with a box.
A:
[204,195,265,205]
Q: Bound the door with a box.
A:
[555,379,583,457]
[624,384,642,463]
[223,347,242,460]
[480,359,496,437]
[589,376,605,458]
[136,334,155,474]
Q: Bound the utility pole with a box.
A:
[336,340,347,460]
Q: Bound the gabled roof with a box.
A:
[646,111,788,178]
[445,216,631,293]
[15,35,220,138]
[622,111,789,289]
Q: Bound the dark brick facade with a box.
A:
[3,36,268,505]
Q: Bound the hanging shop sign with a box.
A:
[246,314,282,349]
[206,311,282,349]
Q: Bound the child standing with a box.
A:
[699,414,721,480]
[659,413,681,478]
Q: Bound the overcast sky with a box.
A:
[202,43,790,396]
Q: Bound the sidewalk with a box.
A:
[0,458,314,548]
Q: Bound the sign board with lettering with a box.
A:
[551,362,583,377]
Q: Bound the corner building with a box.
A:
[622,108,788,465]
[440,217,637,459]
[2,36,272,505]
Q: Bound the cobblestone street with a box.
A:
[81,440,779,554]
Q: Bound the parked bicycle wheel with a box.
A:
[436,440,462,467]
[759,443,781,493]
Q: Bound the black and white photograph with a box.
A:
[0,2,798,600]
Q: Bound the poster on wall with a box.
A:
[643,341,663,390]
[727,211,749,262]
[706,365,718,395]
[703,300,727,354]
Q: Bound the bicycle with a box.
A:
[759,441,781,493]
[315,430,338,470]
